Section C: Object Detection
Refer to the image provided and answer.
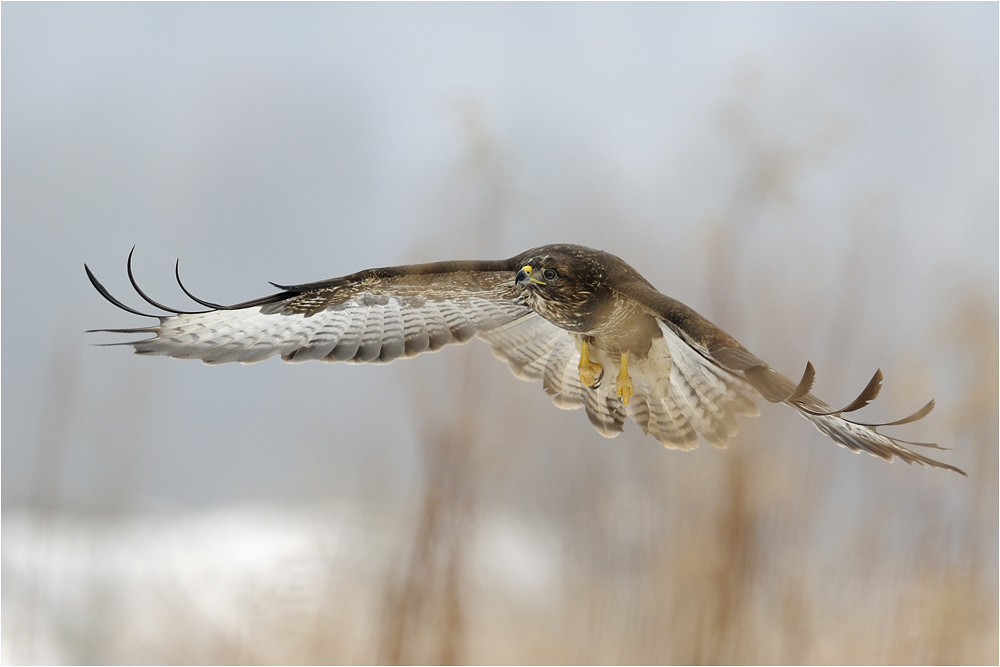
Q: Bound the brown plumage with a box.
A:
[86,243,966,475]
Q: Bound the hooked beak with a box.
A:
[515,265,544,286]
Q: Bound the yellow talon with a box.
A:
[616,352,633,406]
[578,340,604,389]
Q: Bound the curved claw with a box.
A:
[615,353,632,405]
[578,340,604,389]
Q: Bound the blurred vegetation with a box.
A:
[4,98,997,666]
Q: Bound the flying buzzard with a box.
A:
[86,244,965,475]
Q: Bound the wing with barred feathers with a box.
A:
[86,249,537,365]
[86,250,626,434]
[621,320,760,451]
[477,313,626,433]
[619,281,966,476]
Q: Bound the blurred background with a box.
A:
[2,3,997,664]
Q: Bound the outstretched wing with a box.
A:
[477,313,617,431]
[86,250,628,432]
[618,281,966,476]
[86,250,542,365]
[622,320,761,451]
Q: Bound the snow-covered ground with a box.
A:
[2,504,561,664]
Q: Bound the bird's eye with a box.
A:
[542,268,558,281]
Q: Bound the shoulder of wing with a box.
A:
[612,279,764,373]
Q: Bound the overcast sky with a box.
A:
[3,3,996,510]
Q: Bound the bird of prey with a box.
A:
[86,244,965,475]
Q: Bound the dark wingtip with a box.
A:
[86,327,158,334]
[799,368,884,417]
[892,436,948,451]
[176,259,227,309]
[848,399,937,429]
[787,361,816,402]
[89,339,157,348]
[922,456,968,477]
[85,263,160,318]
[840,369,883,414]
[127,247,207,315]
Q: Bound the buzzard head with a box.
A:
[514,244,610,332]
